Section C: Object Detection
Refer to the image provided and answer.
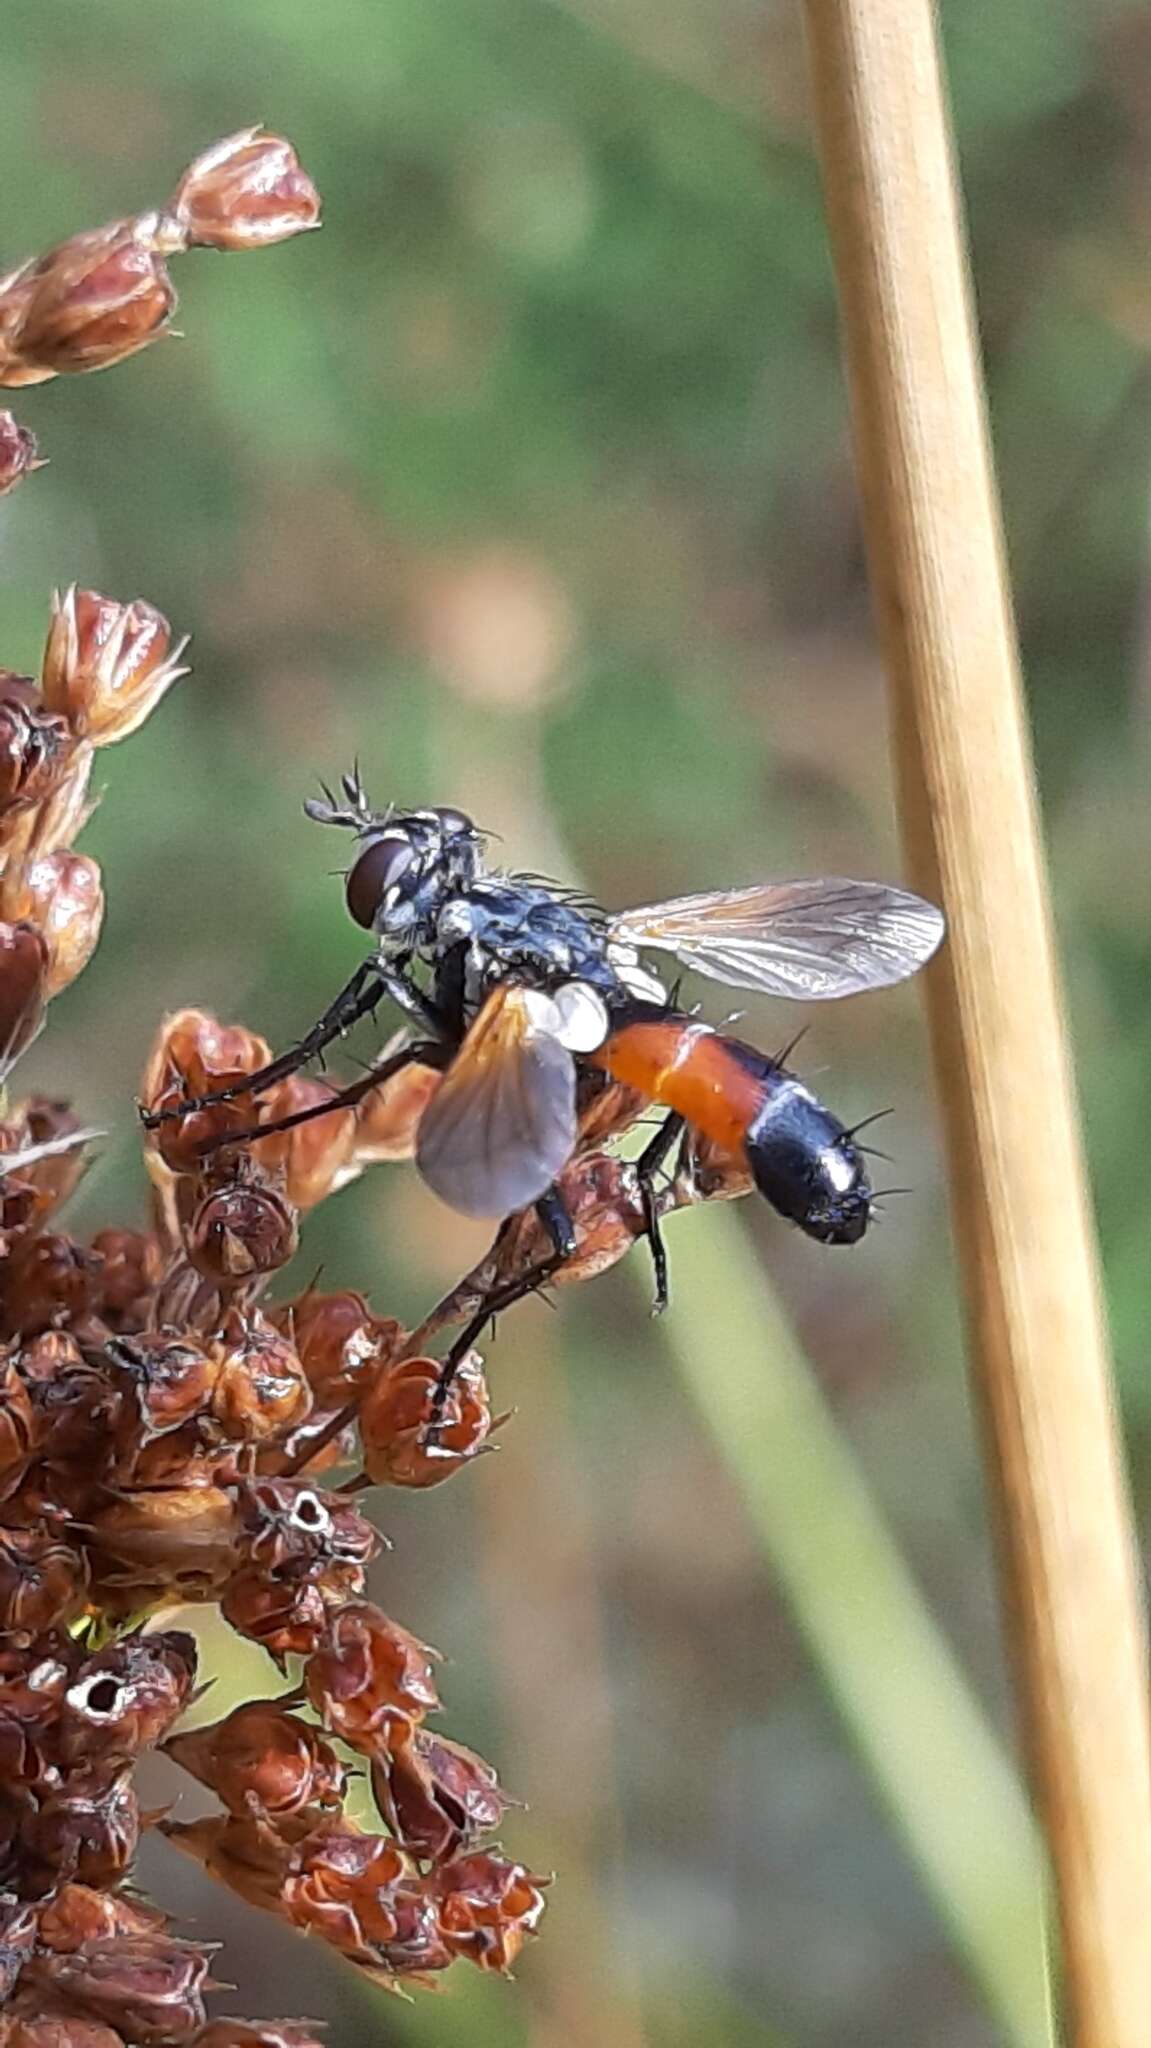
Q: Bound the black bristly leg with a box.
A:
[141,959,389,1128]
[635,1110,686,1315]
[427,1181,577,1434]
[194,1037,450,1156]
[141,957,456,1132]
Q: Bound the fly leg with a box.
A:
[426,1183,577,1434]
[193,1036,450,1156]
[141,958,451,1131]
[634,1111,686,1314]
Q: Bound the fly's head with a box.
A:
[306,776,485,954]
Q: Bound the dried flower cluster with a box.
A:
[0,594,551,2030]
[0,131,550,2042]
[0,127,320,491]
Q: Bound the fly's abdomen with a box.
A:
[587,1013,765,1155]
[745,1074,872,1245]
[590,1006,872,1246]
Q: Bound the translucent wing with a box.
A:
[609,879,944,1002]
[416,985,577,1218]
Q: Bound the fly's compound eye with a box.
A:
[431,805,474,837]
[345,832,416,930]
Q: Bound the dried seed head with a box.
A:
[167,129,321,252]
[1,1099,90,1227]
[359,1351,493,1489]
[0,923,48,1076]
[282,1818,407,1958]
[304,1601,441,1753]
[186,1174,299,1283]
[25,1933,214,2045]
[253,1077,357,1210]
[371,1726,514,1862]
[0,2009,128,2048]
[41,587,188,749]
[0,221,177,384]
[20,1766,140,1890]
[36,1883,165,1955]
[88,1229,163,1329]
[58,1632,198,1764]
[0,1354,35,1476]
[274,1289,405,1405]
[434,1850,549,1974]
[0,678,73,815]
[0,412,42,496]
[164,1699,345,1822]
[220,1564,330,1661]
[208,1311,311,1441]
[3,852,104,997]
[0,1526,90,1642]
[161,1812,291,1915]
[88,1487,238,1596]
[2,1232,99,1339]
[105,1331,220,1439]
[234,1476,379,1573]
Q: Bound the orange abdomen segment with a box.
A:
[587,1018,765,1155]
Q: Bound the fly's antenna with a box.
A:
[305,768,386,833]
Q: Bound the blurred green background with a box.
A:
[4,0,1150,2041]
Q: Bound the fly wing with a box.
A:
[415,984,577,1218]
[610,879,944,1001]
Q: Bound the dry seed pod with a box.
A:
[58,1631,198,1764]
[351,1058,443,1164]
[0,923,48,1076]
[433,1850,549,1974]
[208,1311,311,1441]
[24,1933,214,2044]
[20,1766,140,1891]
[253,1076,357,1210]
[36,1884,166,1955]
[41,588,189,749]
[0,678,73,815]
[2,851,104,997]
[88,1487,237,1595]
[234,1477,379,1573]
[1,1231,100,1339]
[220,1563,330,1662]
[0,2009,127,2048]
[282,1818,408,1957]
[359,1350,493,1489]
[166,129,321,251]
[88,1228,163,1329]
[0,219,177,385]
[185,1169,299,1284]
[1,1098,90,1225]
[104,1331,220,1440]
[161,1812,291,1915]
[0,412,42,495]
[164,1699,345,1823]
[0,1525,90,1641]
[274,1289,405,1405]
[304,1601,441,1753]
[371,1726,514,1862]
